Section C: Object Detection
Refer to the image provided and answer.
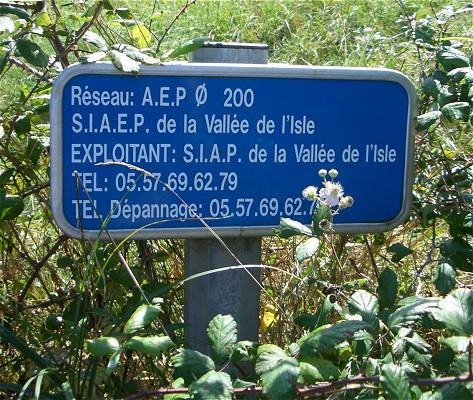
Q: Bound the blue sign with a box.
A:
[50,63,415,239]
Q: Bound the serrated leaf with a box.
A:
[440,336,471,353]
[387,297,439,331]
[167,36,207,58]
[440,238,473,272]
[171,349,215,385]
[0,192,24,220]
[348,290,379,333]
[207,314,237,365]
[296,237,320,262]
[377,267,397,309]
[431,288,473,335]
[417,111,441,130]
[125,50,160,65]
[188,371,232,400]
[275,217,312,238]
[298,320,367,357]
[442,102,470,122]
[381,363,411,400]
[86,336,120,356]
[109,49,140,73]
[447,67,473,82]
[427,382,473,400]
[106,350,122,377]
[255,344,299,400]
[83,31,107,51]
[123,304,161,334]
[124,335,173,356]
[130,23,152,49]
[434,260,457,295]
[437,47,470,71]
[16,39,49,68]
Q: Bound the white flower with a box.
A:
[318,169,327,178]
[319,181,344,207]
[339,196,354,209]
[302,185,318,200]
[0,16,14,33]
[328,169,338,179]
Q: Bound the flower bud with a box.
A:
[318,169,327,178]
[328,169,338,179]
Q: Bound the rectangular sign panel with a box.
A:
[50,63,415,239]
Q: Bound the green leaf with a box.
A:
[105,349,122,377]
[124,335,173,356]
[0,5,30,20]
[297,357,339,384]
[422,77,441,97]
[35,12,52,27]
[123,303,161,334]
[440,238,473,272]
[82,31,108,51]
[387,297,439,331]
[115,7,133,19]
[298,320,367,357]
[442,102,470,122]
[130,23,152,49]
[388,243,413,263]
[428,383,473,400]
[416,111,441,130]
[447,67,473,82]
[295,296,334,330]
[440,336,471,353]
[434,260,457,295]
[171,349,215,385]
[377,267,397,309]
[13,114,31,135]
[0,191,24,220]
[348,290,379,333]
[296,237,320,262]
[437,47,470,71]
[25,138,44,166]
[86,336,120,356]
[207,314,237,365]
[16,39,49,68]
[0,50,9,75]
[275,217,312,238]
[163,378,187,400]
[432,288,473,335]
[255,344,299,400]
[188,371,232,400]
[312,203,331,236]
[381,363,411,400]
[167,36,208,58]
[124,50,160,64]
[109,49,140,73]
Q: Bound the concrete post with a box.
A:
[185,42,268,355]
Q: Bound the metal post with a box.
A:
[185,42,268,354]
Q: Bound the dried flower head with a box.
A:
[339,196,354,209]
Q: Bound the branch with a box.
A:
[156,0,198,53]
[123,373,473,399]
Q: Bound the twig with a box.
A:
[155,0,198,53]
[122,373,473,399]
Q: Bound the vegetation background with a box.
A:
[0,0,472,399]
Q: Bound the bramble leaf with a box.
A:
[207,314,237,365]
[124,336,173,356]
[86,337,120,357]
[189,371,232,400]
[434,260,457,295]
[124,304,162,334]
[296,237,320,262]
[381,363,411,400]
[432,288,473,335]
[171,349,215,385]
[255,344,299,400]
[377,267,397,309]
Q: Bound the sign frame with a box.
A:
[50,62,416,239]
